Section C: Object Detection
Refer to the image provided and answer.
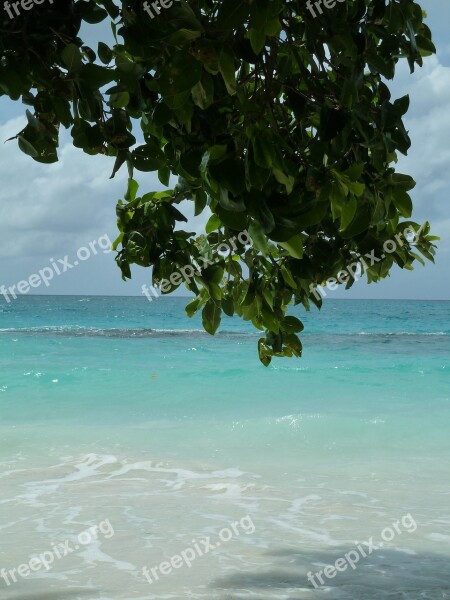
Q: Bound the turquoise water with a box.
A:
[0,297,449,599]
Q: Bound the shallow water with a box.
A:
[0,297,449,598]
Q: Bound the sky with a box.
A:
[0,0,449,300]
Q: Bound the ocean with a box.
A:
[0,296,449,599]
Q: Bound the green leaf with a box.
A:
[80,64,115,88]
[209,158,245,196]
[343,164,364,181]
[186,297,202,318]
[216,206,248,230]
[248,221,269,256]
[204,265,224,285]
[416,34,436,56]
[283,316,304,333]
[273,168,294,194]
[216,0,250,31]
[61,44,83,73]
[194,190,208,216]
[159,54,202,97]
[109,91,130,108]
[280,265,297,289]
[278,235,304,259]
[261,307,280,333]
[98,42,113,64]
[112,233,123,251]
[219,48,237,95]
[221,297,234,317]
[18,136,38,158]
[209,145,228,160]
[206,213,221,233]
[284,333,302,357]
[252,136,273,169]
[393,94,410,116]
[409,251,425,266]
[131,145,165,172]
[345,181,365,197]
[248,29,266,54]
[78,1,108,23]
[125,178,139,201]
[218,186,246,212]
[330,182,346,221]
[262,287,274,310]
[110,151,128,179]
[258,339,272,367]
[340,196,357,231]
[25,110,40,130]
[166,29,202,47]
[340,204,372,238]
[391,190,413,217]
[158,166,171,186]
[390,174,416,191]
[191,79,214,109]
[202,300,221,335]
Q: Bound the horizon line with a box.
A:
[4,294,449,301]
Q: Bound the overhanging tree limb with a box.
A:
[0,0,438,364]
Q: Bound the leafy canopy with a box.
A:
[0,0,438,364]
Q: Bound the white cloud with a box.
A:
[0,118,129,258]
[392,55,450,255]
[0,39,449,298]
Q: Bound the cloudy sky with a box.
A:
[0,0,449,299]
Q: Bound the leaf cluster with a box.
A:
[0,0,438,363]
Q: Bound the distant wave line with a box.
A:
[0,327,448,338]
